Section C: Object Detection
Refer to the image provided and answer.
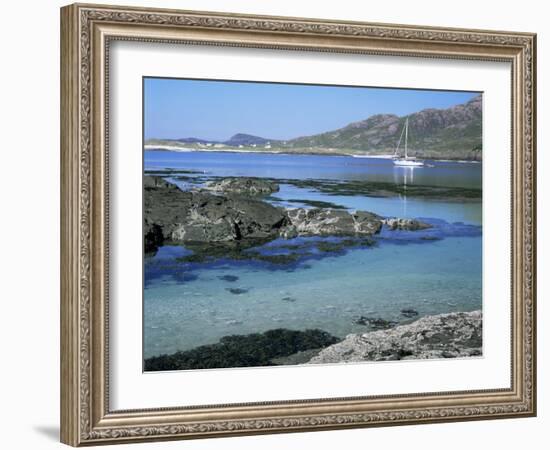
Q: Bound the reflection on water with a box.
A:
[394,167,415,218]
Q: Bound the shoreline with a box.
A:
[144,145,482,164]
[144,310,482,370]
[309,310,482,364]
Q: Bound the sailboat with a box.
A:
[393,118,425,167]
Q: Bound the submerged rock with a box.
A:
[353,316,398,330]
[226,287,249,295]
[204,177,279,195]
[401,308,419,318]
[272,177,482,201]
[218,275,239,282]
[309,310,482,364]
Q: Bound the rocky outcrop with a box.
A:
[285,208,383,237]
[308,310,482,364]
[204,177,279,195]
[382,217,432,231]
[144,176,434,253]
[144,177,287,252]
[145,177,388,251]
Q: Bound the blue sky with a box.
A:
[144,78,479,141]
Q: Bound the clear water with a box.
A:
[143,151,482,358]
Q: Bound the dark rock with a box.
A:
[144,177,386,258]
[176,239,308,266]
[144,222,164,254]
[316,238,375,253]
[401,308,419,318]
[204,177,279,195]
[144,177,288,252]
[354,316,399,330]
[144,328,340,371]
[283,198,347,209]
[226,288,249,295]
[218,275,239,282]
[281,296,296,302]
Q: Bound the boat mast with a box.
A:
[404,118,408,159]
[394,119,406,158]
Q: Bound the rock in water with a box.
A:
[204,177,279,195]
[401,308,419,318]
[309,310,482,364]
[144,222,164,254]
[144,176,387,252]
[218,275,239,282]
[353,316,398,330]
[383,217,432,231]
[144,176,287,251]
[226,288,249,295]
[284,208,383,237]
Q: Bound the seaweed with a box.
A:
[144,328,340,371]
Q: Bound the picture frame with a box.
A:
[60,2,536,446]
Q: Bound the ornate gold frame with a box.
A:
[60,3,536,446]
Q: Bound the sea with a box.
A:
[143,150,482,358]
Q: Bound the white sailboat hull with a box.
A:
[393,159,425,167]
[392,118,425,167]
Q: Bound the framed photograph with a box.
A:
[60,3,536,446]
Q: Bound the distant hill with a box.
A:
[284,94,482,160]
[171,133,271,146]
[145,95,482,161]
[176,137,216,144]
[224,133,271,146]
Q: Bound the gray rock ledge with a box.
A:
[308,310,482,364]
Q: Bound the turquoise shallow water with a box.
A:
[144,236,481,357]
[143,151,482,359]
